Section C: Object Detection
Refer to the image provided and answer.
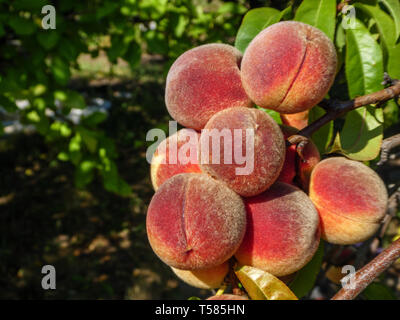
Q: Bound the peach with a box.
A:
[146,173,246,270]
[199,107,286,197]
[235,182,320,276]
[277,125,320,191]
[309,157,388,245]
[281,110,309,130]
[241,21,337,114]
[151,129,202,190]
[207,294,249,300]
[171,261,229,289]
[165,43,253,130]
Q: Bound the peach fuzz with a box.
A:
[235,182,320,276]
[165,43,253,130]
[199,107,286,197]
[146,173,246,270]
[309,157,388,245]
[150,128,202,191]
[241,21,337,114]
[277,125,320,190]
[171,261,229,289]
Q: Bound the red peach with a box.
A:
[241,21,337,114]
[235,182,320,276]
[146,173,246,270]
[309,157,388,245]
[151,129,202,190]
[165,43,253,130]
[199,107,286,197]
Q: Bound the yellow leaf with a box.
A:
[235,265,298,300]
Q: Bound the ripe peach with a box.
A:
[171,261,229,289]
[309,157,388,245]
[235,182,320,277]
[207,294,249,300]
[146,173,246,270]
[151,129,202,190]
[241,21,337,114]
[277,125,320,191]
[165,43,253,130]
[281,110,309,130]
[199,107,286,197]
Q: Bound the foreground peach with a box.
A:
[199,107,286,197]
[171,261,229,289]
[151,129,202,190]
[165,43,253,130]
[309,157,388,245]
[235,182,320,276]
[241,21,337,114]
[147,173,246,270]
[277,125,320,191]
[207,294,249,300]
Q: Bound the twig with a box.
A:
[287,78,400,144]
[331,238,400,300]
[377,134,400,166]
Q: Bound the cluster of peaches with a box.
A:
[146,22,388,297]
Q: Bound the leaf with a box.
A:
[355,3,400,78]
[37,31,59,50]
[289,240,324,298]
[235,265,298,300]
[101,160,132,197]
[257,106,282,124]
[339,19,384,161]
[51,57,70,86]
[82,111,108,127]
[8,16,36,35]
[66,91,85,109]
[362,282,397,300]
[75,160,96,188]
[308,106,334,154]
[380,0,400,40]
[294,0,336,40]
[235,7,281,53]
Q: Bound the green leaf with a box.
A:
[363,282,397,300]
[355,3,400,78]
[77,127,98,153]
[383,100,399,129]
[101,161,132,197]
[235,265,298,300]
[188,296,201,300]
[37,31,59,50]
[380,0,400,40]
[289,240,324,298]
[51,57,70,86]
[339,19,384,161]
[235,7,281,53]
[66,91,85,109]
[8,16,36,35]
[75,160,96,188]
[82,112,108,127]
[294,0,336,40]
[257,106,282,124]
[308,106,334,154]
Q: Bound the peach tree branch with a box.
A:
[287,75,400,145]
[331,237,400,300]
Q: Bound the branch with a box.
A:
[287,77,400,144]
[331,238,400,300]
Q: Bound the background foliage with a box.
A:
[0,0,399,299]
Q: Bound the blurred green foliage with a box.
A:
[0,0,247,195]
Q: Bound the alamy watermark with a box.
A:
[146,121,255,176]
